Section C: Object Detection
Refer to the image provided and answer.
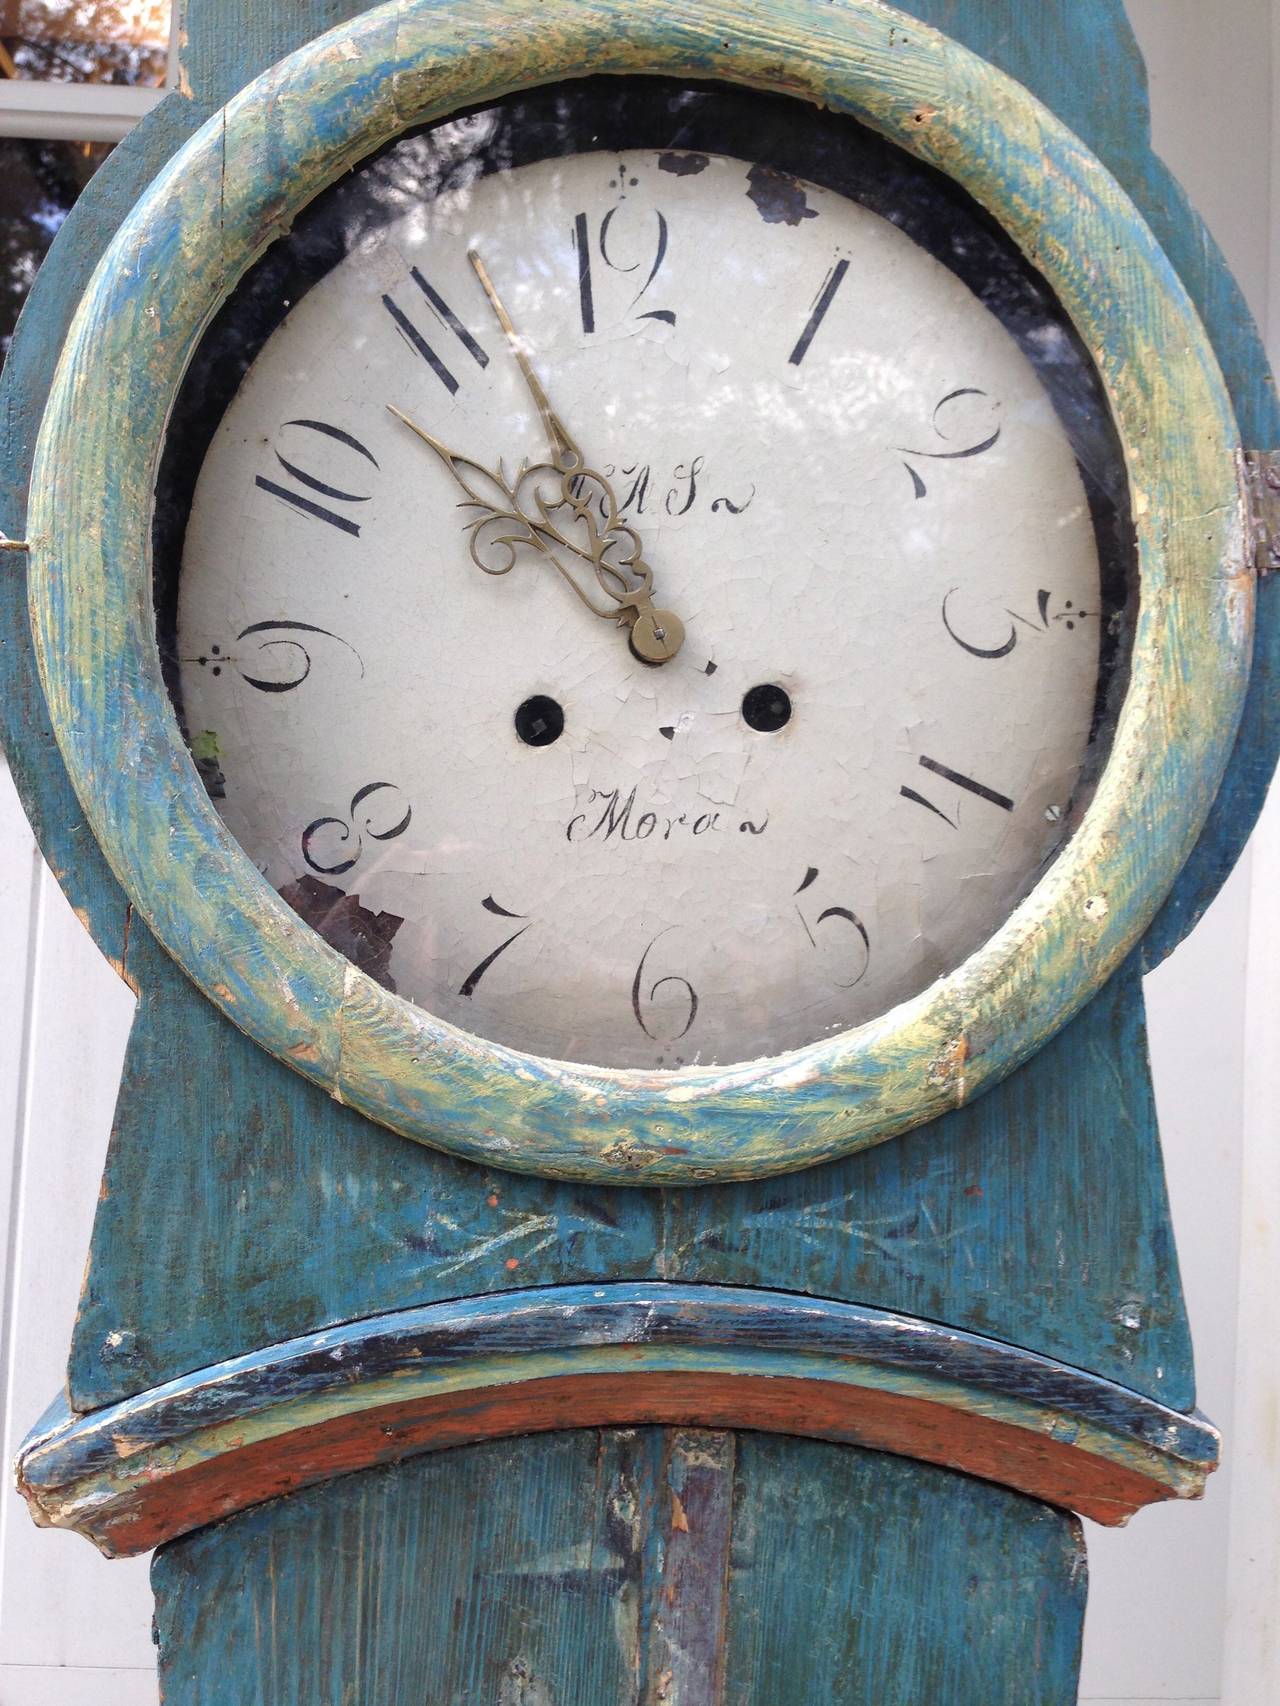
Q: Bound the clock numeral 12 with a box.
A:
[255,418,378,537]
[383,268,490,394]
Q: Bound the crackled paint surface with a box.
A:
[175,130,1102,1068]
[23,0,1252,1181]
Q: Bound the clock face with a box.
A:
[157,81,1130,1072]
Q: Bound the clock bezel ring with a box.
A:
[26,0,1252,1184]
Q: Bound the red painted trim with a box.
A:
[82,1370,1169,1556]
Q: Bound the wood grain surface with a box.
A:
[150,1427,1089,1705]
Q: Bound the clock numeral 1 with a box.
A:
[382,268,490,394]
[572,211,595,334]
[789,257,849,367]
[255,418,379,536]
[901,754,1016,828]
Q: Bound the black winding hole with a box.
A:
[741,683,792,733]
[515,695,565,747]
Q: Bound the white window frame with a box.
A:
[0,10,176,141]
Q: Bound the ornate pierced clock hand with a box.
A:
[384,255,685,665]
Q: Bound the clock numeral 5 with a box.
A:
[795,867,871,989]
[255,418,379,536]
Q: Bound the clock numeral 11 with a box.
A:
[382,268,490,394]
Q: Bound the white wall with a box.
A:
[0,5,1275,1700]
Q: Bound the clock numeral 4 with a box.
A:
[255,418,379,536]
[900,755,1015,829]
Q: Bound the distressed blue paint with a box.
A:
[0,0,1269,1549]
[21,0,1252,1188]
[69,938,1194,1412]
[889,0,1280,963]
[25,1285,1219,1552]
[150,1429,1089,1705]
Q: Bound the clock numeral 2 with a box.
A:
[383,268,490,394]
[901,754,1015,829]
[255,418,378,536]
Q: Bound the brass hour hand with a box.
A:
[393,248,679,666]
[390,403,685,664]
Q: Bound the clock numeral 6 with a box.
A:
[631,929,698,1043]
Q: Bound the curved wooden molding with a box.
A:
[17,1285,1217,1556]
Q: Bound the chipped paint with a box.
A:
[17,0,1258,1186]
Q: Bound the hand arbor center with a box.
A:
[391,249,685,665]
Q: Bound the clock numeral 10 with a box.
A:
[255,418,379,537]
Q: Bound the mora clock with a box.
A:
[3,1,1276,1701]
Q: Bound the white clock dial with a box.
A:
[166,88,1121,1070]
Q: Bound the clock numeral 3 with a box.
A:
[255,418,378,536]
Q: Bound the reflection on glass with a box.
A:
[1,1,169,85]
[0,136,111,368]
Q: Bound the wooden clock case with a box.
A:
[1,2,1276,1700]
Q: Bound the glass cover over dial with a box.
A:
[159,81,1129,1070]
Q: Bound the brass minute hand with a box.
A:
[468,250,583,479]
[390,251,684,665]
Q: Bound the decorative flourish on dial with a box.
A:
[184,620,365,693]
[301,782,412,876]
[390,249,684,665]
[897,387,1001,499]
[941,587,1094,659]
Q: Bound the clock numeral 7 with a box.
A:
[255,418,378,536]
[459,896,530,999]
